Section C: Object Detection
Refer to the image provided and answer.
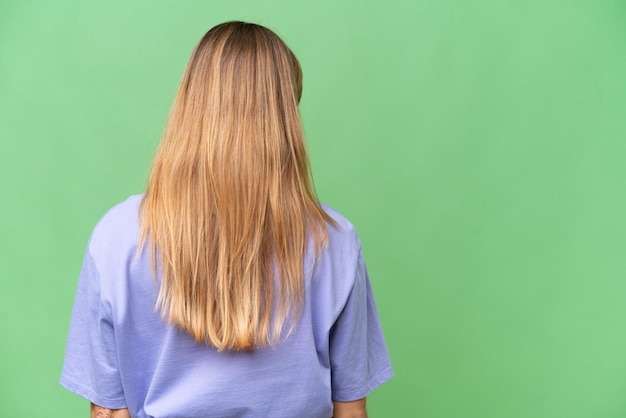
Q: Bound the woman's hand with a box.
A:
[91,403,131,418]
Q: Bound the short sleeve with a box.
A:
[329,249,393,401]
[60,248,127,409]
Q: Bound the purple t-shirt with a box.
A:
[60,195,393,418]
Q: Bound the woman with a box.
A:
[61,21,392,418]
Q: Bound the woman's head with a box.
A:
[141,22,332,351]
[178,21,303,128]
[184,21,302,104]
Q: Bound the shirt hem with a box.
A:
[60,375,127,409]
[331,365,394,402]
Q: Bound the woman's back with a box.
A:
[61,195,392,417]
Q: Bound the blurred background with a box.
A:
[1,0,626,416]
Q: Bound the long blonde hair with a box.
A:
[140,22,333,351]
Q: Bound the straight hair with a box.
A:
[139,21,334,351]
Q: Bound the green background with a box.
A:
[1,0,625,416]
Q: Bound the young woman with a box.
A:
[61,21,392,418]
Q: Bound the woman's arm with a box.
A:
[332,398,367,418]
[91,403,131,418]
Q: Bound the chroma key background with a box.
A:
[1,0,625,416]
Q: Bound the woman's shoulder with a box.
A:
[88,194,144,254]
[319,203,362,257]
[320,203,355,233]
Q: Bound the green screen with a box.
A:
[1,0,626,416]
